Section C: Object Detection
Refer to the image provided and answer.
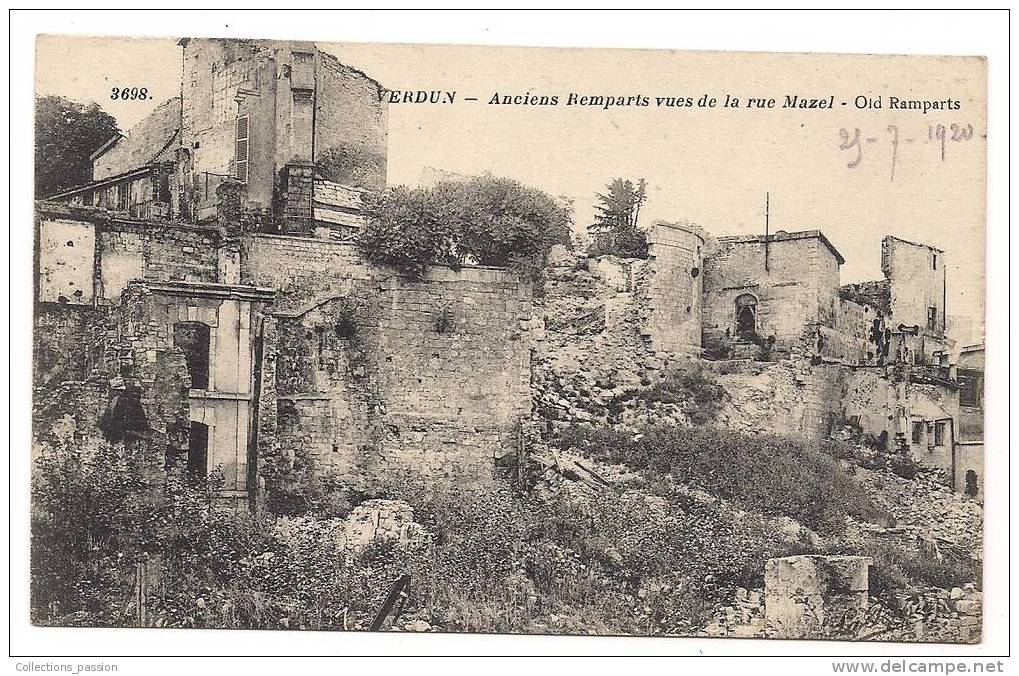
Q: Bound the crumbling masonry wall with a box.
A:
[708,360,847,440]
[842,368,959,469]
[32,283,193,506]
[98,222,220,299]
[883,236,946,336]
[313,52,388,190]
[241,233,532,489]
[35,205,532,504]
[635,221,705,355]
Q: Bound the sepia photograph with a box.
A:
[16,11,1004,662]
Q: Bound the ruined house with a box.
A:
[35,39,531,509]
[44,37,388,234]
[678,227,968,489]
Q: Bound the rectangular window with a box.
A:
[911,421,924,445]
[959,370,983,408]
[934,421,947,447]
[927,307,937,331]
[932,253,938,270]
[188,421,209,481]
[158,171,170,203]
[235,115,249,183]
[173,321,211,390]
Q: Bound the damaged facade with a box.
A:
[668,227,974,493]
[34,199,532,508]
[45,37,387,235]
[35,39,528,509]
[534,222,978,496]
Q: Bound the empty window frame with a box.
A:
[188,421,209,481]
[911,421,924,445]
[964,470,978,497]
[934,421,947,447]
[173,321,211,390]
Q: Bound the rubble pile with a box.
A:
[700,586,767,638]
[850,466,983,558]
[533,248,708,431]
[276,498,431,553]
[938,584,983,643]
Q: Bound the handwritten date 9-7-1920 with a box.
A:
[839,123,977,181]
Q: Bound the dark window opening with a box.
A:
[932,253,937,270]
[934,421,947,447]
[927,306,938,331]
[735,293,757,338]
[959,369,983,408]
[173,321,211,390]
[158,172,171,203]
[964,470,978,497]
[188,421,209,481]
[877,430,889,452]
[99,387,148,442]
[911,421,924,445]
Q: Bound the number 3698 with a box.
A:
[111,87,149,101]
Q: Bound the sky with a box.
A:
[35,35,987,338]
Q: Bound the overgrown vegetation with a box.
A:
[356,175,572,281]
[557,423,882,536]
[30,440,806,634]
[636,365,727,424]
[31,422,974,635]
[822,435,922,480]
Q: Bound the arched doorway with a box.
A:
[735,293,758,338]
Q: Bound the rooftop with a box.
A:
[717,229,846,265]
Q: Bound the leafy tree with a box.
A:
[35,95,120,197]
[588,178,649,258]
[357,175,572,280]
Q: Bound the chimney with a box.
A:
[280,162,315,235]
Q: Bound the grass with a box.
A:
[557,423,885,536]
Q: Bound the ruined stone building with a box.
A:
[34,39,982,508]
[35,39,530,509]
[545,222,978,495]
[696,228,974,492]
[45,38,387,235]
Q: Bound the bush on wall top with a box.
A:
[356,175,572,279]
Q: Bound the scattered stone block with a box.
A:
[765,554,872,639]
